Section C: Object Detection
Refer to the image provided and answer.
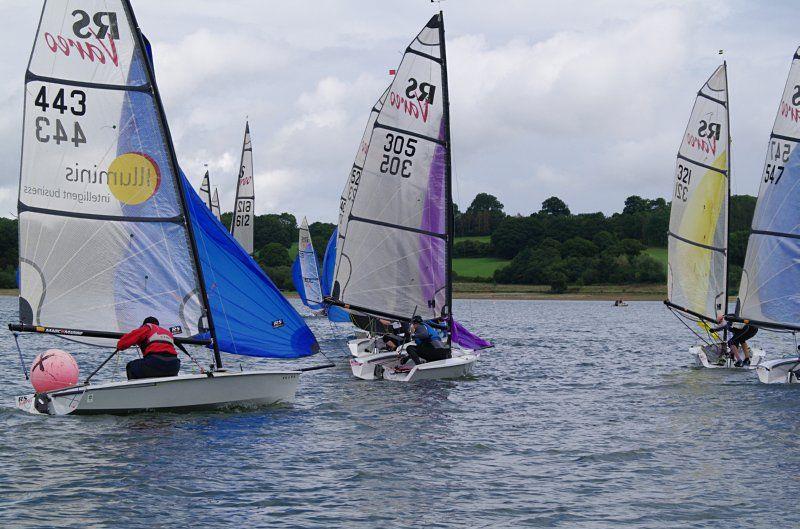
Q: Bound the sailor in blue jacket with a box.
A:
[401,315,451,365]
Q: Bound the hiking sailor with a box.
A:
[117,317,181,380]
[400,315,451,366]
[711,315,756,367]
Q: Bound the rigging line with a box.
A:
[13,333,29,380]
[668,305,712,346]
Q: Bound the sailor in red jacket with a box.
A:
[118,316,181,380]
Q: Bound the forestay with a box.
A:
[667,63,729,322]
[19,0,206,340]
[292,217,324,310]
[737,49,800,330]
[332,14,449,321]
[231,121,254,254]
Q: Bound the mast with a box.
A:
[438,10,454,346]
[123,0,222,368]
[723,61,731,343]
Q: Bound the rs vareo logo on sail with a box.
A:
[42,10,121,67]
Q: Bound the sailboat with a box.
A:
[664,62,764,369]
[12,0,324,415]
[231,122,254,254]
[292,217,326,316]
[211,187,221,221]
[328,12,491,382]
[733,48,800,383]
[199,170,221,221]
[199,170,212,209]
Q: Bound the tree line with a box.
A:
[0,193,756,292]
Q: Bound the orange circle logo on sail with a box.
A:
[107,152,161,205]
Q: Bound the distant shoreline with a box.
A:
[0,284,670,302]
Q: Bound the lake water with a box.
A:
[0,296,798,528]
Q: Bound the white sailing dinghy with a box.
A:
[292,217,326,317]
[328,13,491,382]
[732,48,800,383]
[663,62,764,369]
[231,122,255,255]
[12,0,324,415]
[199,170,222,221]
[211,187,221,221]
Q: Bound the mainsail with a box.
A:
[666,63,730,322]
[210,187,221,221]
[17,0,317,360]
[231,121,254,254]
[332,14,451,321]
[199,170,212,209]
[292,217,324,310]
[737,49,800,330]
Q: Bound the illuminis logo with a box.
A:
[106,153,161,204]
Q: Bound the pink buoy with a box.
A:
[30,349,79,393]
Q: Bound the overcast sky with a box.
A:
[0,0,798,221]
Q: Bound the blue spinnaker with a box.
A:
[321,229,350,322]
[183,172,318,358]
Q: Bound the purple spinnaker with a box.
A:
[452,320,493,350]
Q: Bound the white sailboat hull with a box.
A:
[348,338,478,382]
[755,357,800,384]
[690,344,765,369]
[15,370,300,416]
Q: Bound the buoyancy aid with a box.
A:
[143,324,177,356]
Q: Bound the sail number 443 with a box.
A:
[32,86,86,148]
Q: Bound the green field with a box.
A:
[452,257,510,278]
[645,247,667,272]
[289,242,298,258]
[454,235,491,243]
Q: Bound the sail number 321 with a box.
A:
[380,133,416,178]
[675,164,692,202]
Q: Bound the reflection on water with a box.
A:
[0,297,798,528]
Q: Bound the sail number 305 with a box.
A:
[675,164,692,202]
[380,133,416,178]
[33,86,86,148]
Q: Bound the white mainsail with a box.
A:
[18,0,205,338]
[667,63,730,322]
[298,217,323,306]
[199,170,212,209]
[737,49,800,330]
[332,14,451,321]
[211,187,221,221]
[231,121,254,254]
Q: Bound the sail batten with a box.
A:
[737,47,800,329]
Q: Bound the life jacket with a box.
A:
[415,322,447,347]
[143,324,177,356]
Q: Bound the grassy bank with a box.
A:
[644,247,667,272]
[453,282,665,300]
[452,257,510,278]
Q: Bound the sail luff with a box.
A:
[122,0,221,365]
[211,188,221,221]
[723,61,731,321]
